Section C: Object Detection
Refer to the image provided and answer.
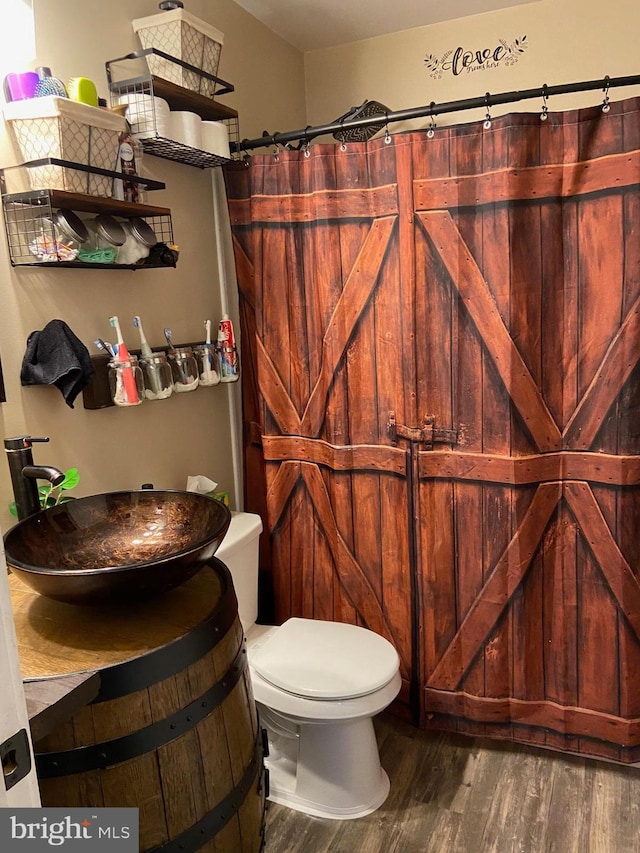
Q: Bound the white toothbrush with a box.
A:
[133,315,153,359]
[203,319,213,377]
[200,319,219,385]
[133,315,161,395]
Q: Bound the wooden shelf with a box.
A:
[4,189,171,218]
[83,341,235,409]
[151,76,238,122]
[12,260,175,270]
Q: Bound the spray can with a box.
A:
[217,314,239,382]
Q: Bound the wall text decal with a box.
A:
[424,36,528,79]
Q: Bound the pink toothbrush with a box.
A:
[109,315,139,405]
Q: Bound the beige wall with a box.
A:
[304,0,640,131]
[0,0,305,531]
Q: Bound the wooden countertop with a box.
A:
[24,672,100,743]
[10,567,221,742]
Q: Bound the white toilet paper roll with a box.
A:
[154,115,172,139]
[169,110,203,149]
[117,94,170,134]
[202,121,230,159]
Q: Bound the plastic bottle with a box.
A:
[113,128,139,203]
[131,136,146,203]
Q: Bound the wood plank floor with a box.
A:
[264,712,640,852]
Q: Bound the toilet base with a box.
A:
[260,709,391,820]
[267,765,390,820]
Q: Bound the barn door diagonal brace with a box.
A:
[388,412,457,449]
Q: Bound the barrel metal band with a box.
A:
[36,642,247,779]
[95,559,237,702]
[148,732,266,853]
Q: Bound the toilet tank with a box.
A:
[215,512,263,631]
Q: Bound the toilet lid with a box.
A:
[250,618,400,699]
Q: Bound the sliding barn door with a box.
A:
[411,102,640,761]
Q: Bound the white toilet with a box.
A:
[215,512,401,820]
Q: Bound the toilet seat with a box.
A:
[250,617,400,700]
[250,665,402,722]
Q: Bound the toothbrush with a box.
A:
[164,326,187,385]
[109,315,139,405]
[133,315,161,395]
[133,315,153,359]
[94,338,116,358]
[203,320,213,384]
[163,326,177,354]
[200,319,218,385]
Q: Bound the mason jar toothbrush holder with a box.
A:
[168,347,199,393]
[193,344,220,386]
[108,355,144,406]
[140,352,173,400]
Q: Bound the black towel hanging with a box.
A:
[20,319,95,409]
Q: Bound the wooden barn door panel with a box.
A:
[413,103,640,759]
[225,147,415,710]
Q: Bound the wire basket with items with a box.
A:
[106,49,238,168]
[0,160,177,269]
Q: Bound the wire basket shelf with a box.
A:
[1,160,175,269]
[106,49,239,168]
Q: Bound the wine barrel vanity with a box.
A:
[10,560,266,852]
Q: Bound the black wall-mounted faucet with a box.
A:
[4,436,65,521]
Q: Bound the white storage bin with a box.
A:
[132,8,224,96]
[4,97,126,196]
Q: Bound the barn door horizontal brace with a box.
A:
[388,412,457,448]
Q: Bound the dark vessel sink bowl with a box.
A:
[4,490,231,605]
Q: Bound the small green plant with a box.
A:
[9,467,80,517]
